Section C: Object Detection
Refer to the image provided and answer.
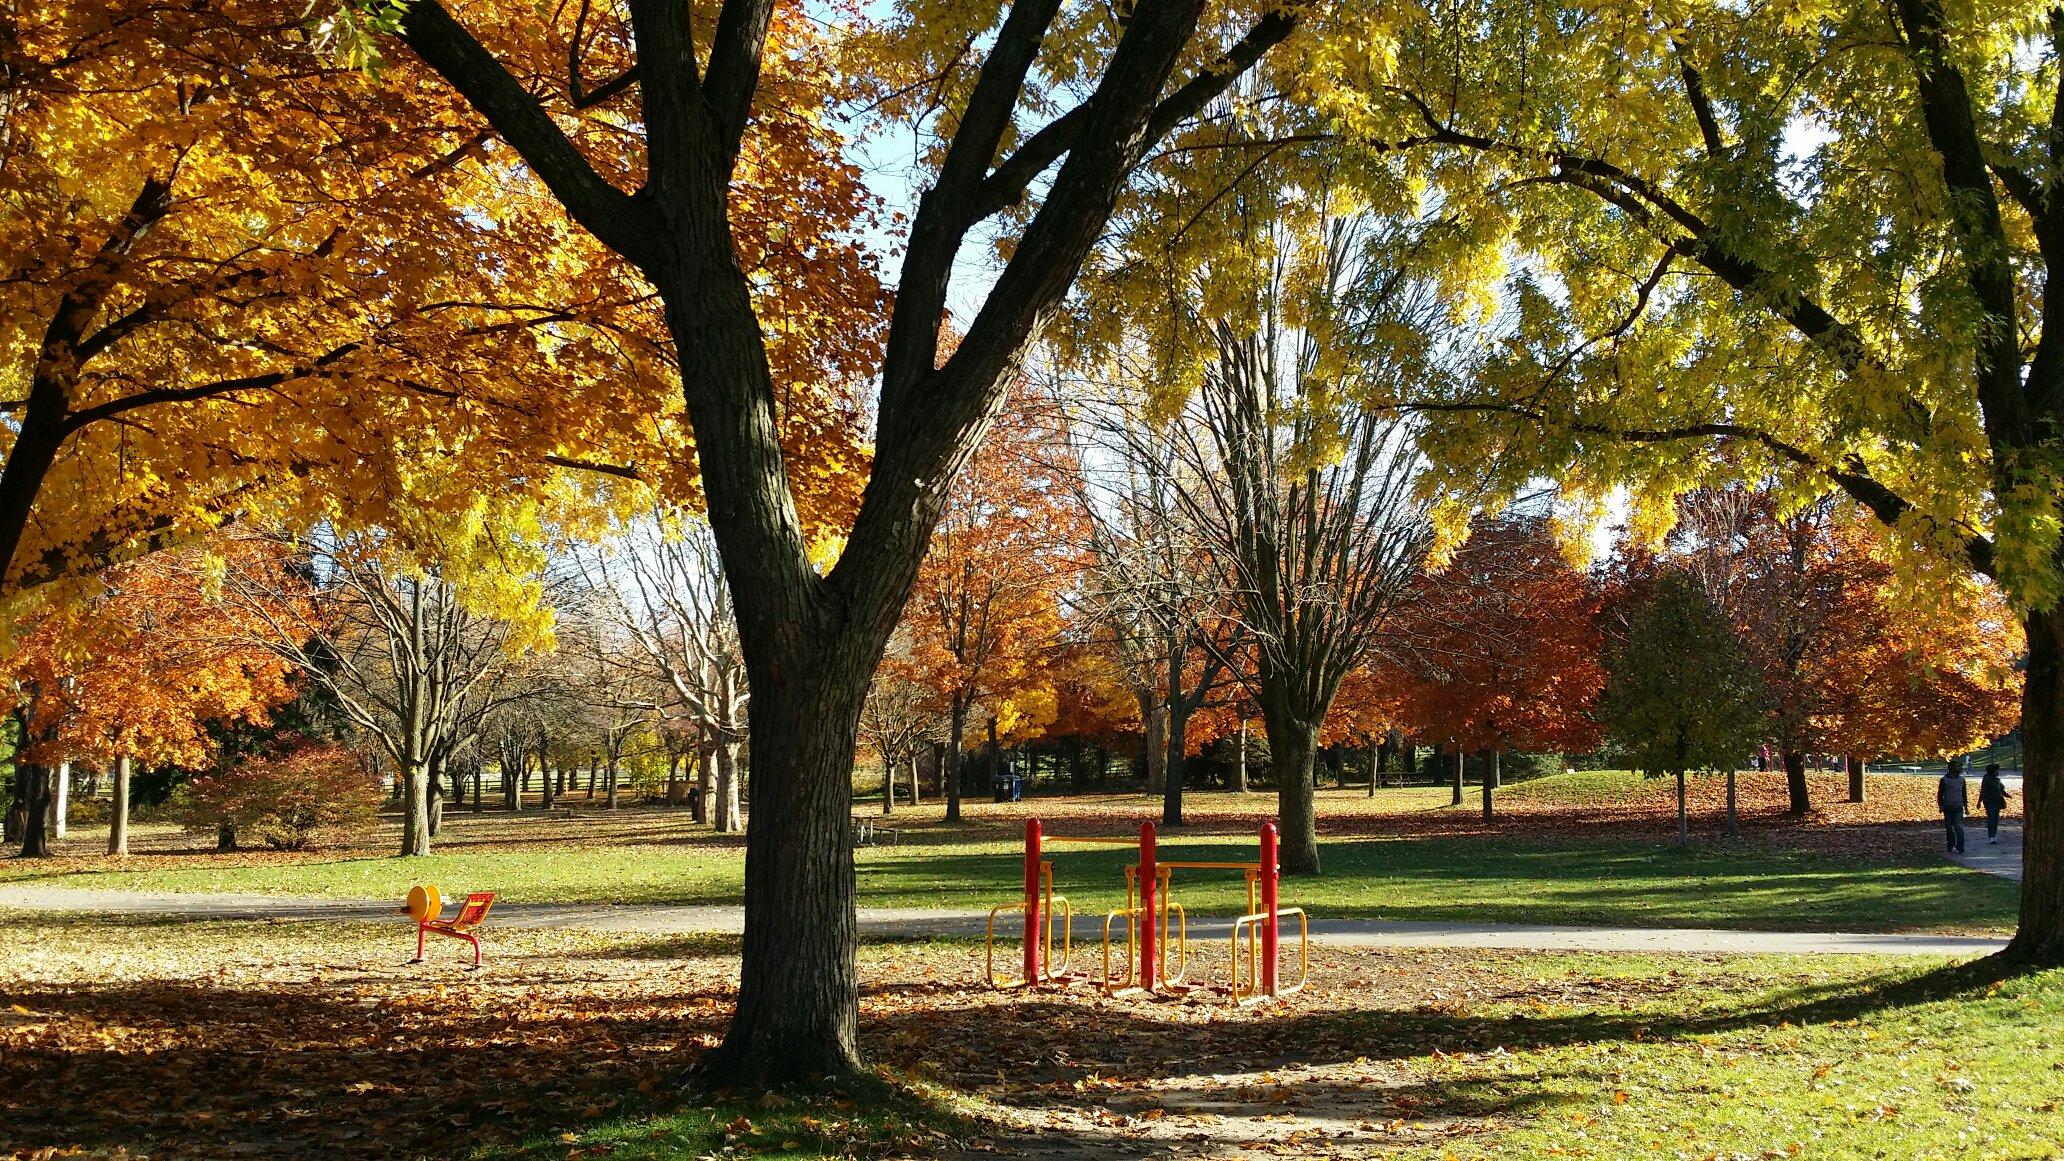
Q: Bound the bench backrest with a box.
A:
[453,892,496,929]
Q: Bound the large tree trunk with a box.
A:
[606,753,620,809]
[696,641,874,1087]
[1780,749,1810,815]
[400,757,433,856]
[1846,754,1865,804]
[16,763,51,857]
[880,753,895,815]
[944,698,968,822]
[1257,677,1320,874]
[2008,607,2063,962]
[712,740,744,833]
[108,755,130,856]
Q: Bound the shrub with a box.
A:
[174,741,381,850]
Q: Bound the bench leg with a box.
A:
[465,932,481,969]
[411,924,426,964]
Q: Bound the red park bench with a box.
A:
[406,885,496,969]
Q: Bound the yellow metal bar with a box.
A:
[1154,860,1262,871]
[1039,834,1141,846]
[986,904,1027,988]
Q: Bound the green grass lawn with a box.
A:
[1375,952,2064,1159]
[1,825,2017,933]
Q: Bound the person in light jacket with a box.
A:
[1979,763,2011,845]
[1937,758,1969,855]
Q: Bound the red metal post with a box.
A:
[1023,818,1043,985]
[1138,821,1158,992]
[1260,821,1279,997]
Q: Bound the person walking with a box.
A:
[1937,758,1969,855]
[1979,762,2011,845]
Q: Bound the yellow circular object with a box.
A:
[407,884,442,923]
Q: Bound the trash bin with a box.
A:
[992,772,1020,802]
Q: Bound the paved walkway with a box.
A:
[0,886,2006,957]
[1947,819,2022,881]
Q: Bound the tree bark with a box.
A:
[52,761,67,839]
[108,755,130,856]
[696,643,874,1087]
[1846,754,1865,803]
[16,764,51,857]
[606,753,620,809]
[1450,747,1464,807]
[2007,607,2063,962]
[695,742,715,824]
[1481,748,1497,821]
[1725,766,1740,837]
[1781,749,1810,815]
[944,698,968,822]
[1140,694,1167,795]
[908,753,922,806]
[1163,696,1189,827]
[1235,720,1249,792]
[538,739,555,810]
[1257,677,1320,873]
[1676,767,1689,846]
[400,757,433,856]
[217,822,236,851]
[881,753,895,815]
[713,740,744,833]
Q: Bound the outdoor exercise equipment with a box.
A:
[985,819,1307,1004]
[407,884,497,969]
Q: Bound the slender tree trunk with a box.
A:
[695,743,715,823]
[1676,767,1689,846]
[1846,754,1865,804]
[1448,746,1463,806]
[1481,748,1497,821]
[108,755,131,856]
[1257,676,1320,874]
[881,753,895,815]
[1725,767,1740,837]
[908,752,922,806]
[1781,749,1810,815]
[505,755,520,812]
[1163,698,1189,828]
[1366,744,1378,798]
[606,753,620,809]
[713,740,744,833]
[1235,720,1249,792]
[401,756,433,856]
[472,765,484,813]
[1139,693,1167,795]
[586,757,598,799]
[16,764,51,857]
[539,744,556,810]
[944,699,968,822]
[52,761,67,839]
[2007,607,2063,962]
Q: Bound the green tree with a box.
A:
[1603,572,1768,844]
[1313,0,2064,961]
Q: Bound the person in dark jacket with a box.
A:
[1979,763,2011,845]
[1938,759,1969,855]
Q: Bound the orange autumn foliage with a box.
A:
[1,0,886,598]
[904,395,1087,743]
[2,539,304,768]
[1386,517,1606,754]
